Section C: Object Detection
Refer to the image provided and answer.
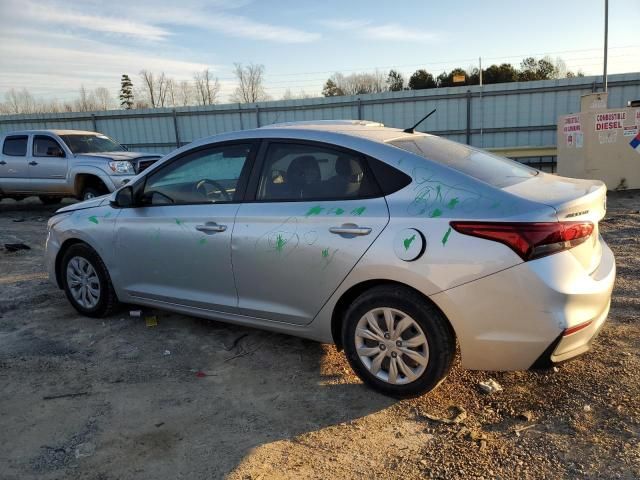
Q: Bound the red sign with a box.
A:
[563,115,581,133]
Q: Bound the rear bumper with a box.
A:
[430,238,616,371]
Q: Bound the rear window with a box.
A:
[389,136,537,188]
[2,135,28,156]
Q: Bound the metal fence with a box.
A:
[1,73,639,157]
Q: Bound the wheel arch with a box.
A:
[330,279,456,351]
[72,171,111,198]
[54,238,89,288]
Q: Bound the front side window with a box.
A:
[389,135,537,188]
[142,143,252,205]
[60,134,125,154]
[33,136,65,157]
[256,142,380,201]
[2,135,27,156]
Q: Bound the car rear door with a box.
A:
[29,135,68,193]
[232,140,390,326]
[0,134,30,193]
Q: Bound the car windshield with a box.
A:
[60,134,125,154]
[389,135,538,188]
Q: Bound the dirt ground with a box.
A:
[0,192,638,480]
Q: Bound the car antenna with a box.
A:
[403,108,437,134]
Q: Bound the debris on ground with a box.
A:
[423,405,467,424]
[3,243,31,252]
[42,392,89,401]
[517,410,535,422]
[478,378,503,394]
[163,350,171,356]
[145,316,158,327]
[583,404,593,413]
[129,310,142,318]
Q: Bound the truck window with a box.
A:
[2,135,28,156]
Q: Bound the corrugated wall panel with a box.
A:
[2,74,640,154]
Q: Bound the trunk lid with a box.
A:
[503,173,606,273]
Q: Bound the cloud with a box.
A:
[320,19,437,42]
[2,0,320,44]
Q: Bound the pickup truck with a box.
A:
[0,129,161,204]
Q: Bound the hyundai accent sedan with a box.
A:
[45,120,615,397]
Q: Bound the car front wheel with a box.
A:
[61,243,119,317]
[342,285,455,398]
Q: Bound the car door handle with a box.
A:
[195,222,227,233]
[0,161,6,165]
[29,161,38,166]
[329,226,372,236]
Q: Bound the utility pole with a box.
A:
[603,0,609,91]
[479,57,483,147]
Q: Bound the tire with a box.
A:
[342,285,455,398]
[61,243,119,318]
[81,187,104,201]
[39,195,62,205]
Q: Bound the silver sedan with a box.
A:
[45,121,615,397]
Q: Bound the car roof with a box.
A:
[2,129,100,136]
[259,120,425,143]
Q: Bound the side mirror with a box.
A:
[111,186,134,208]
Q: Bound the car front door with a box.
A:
[0,135,30,193]
[232,140,390,325]
[29,135,68,193]
[113,141,257,312]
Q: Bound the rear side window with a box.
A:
[389,136,537,188]
[367,157,412,195]
[2,135,28,156]
[256,142,381,201]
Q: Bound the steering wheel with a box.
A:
[195,179,232,202]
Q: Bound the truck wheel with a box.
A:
[81,187,103,201]
[39,195,62,205]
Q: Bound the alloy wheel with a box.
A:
[66,256,101,309]
[354,307,429,385]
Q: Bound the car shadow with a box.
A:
[15,305,398,479]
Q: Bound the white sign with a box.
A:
[563,115,581,134]
[595,111,626,131]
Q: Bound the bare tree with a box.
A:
[193,69,220,105]
[177,80,194,106]
[94,87,112,110]
[3,88,37,114]
[327,71,387,96]
[75,85,98,112]
[156,72,169,107]
[165,78,177,107]
[231,63,268,103]
[139,70,157,107]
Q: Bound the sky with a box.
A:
[0,0,638,104]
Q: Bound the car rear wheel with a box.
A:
[39,195,61,205]
[342,285,455,398]
[61,243,119,317]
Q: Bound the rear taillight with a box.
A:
[450,221,594,261]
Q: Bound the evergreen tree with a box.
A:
[119,74,134,109]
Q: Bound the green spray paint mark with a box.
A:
[403,234,416,251]
[175,218,182,225]
[103,212,112,218]
[275,234,287,252]
[490,201,500,209]
[442,227,452,246]
[430,208,442,218]
[334,208,345,215]
[305,206,324,217]
[322,248,329,258]
[88,216,99,224]
[447,197,459,209]
[435,185,443,202]
[199,238,207,245]
[351,206,366,216]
